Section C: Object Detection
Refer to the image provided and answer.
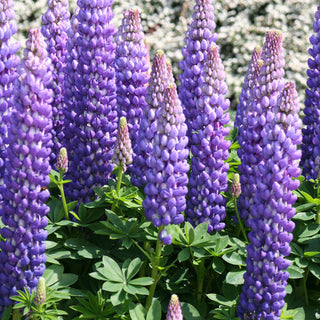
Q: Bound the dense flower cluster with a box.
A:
[178,0,217,140]
[131,50,171,188]
[234,46,262,129]
[237,30,285,221]
[113,116,133,172]
[41,0,70,167]
[63,0,118,204]
[143,83,189,245]
[166,294,183,320]
[56,147,68,173]
[238,82,301,320]
[0,0,20,204]
[300,3,320,180]
[114,9,149,148]
[185,44,230,232]
[0,28,52,314]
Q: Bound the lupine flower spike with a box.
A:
[0,28,52,314]
[301,3,320,180]
[0,0,20,206]
[237,30,285,221]
[113,117,133,173]
[56,147,68,173]
[143,83,189,245]
[238,82,302,320]
[166,294,183,320]
[41,0,70,167]
[234,46,262,129]
[131,50,171,188]
[114,9,149,148]
[179,0,218,140]
[186,45,230,233]
[231,173,241,199]
[64,0,118,204]
[34,277,46,305]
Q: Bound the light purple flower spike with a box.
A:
[166,294,183,320]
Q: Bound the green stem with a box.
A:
[196,259,205,307]
[145,226,163,311]
[303,268,309,306]
[234,197,248,243]
[316,211,320,225]
[112,165,123,212]
[139,241,151,277]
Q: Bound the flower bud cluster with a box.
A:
[143,83,189,245]
[234,46,262,129]
[178,0,217,140]
[238,82,302,320]
[166,294,183,320]
[0,0,20,204]
[114,9,149,148]
[63,0,118,204]
[131,50,171,188]
[41,0,70,167]
[113,117,133,172]
[56,147,68,173]
[237,30,285,221]
[301,4,320,180]
[185,45,230,232]
[0,29,52,313]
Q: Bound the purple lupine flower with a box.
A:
[56,147,68,173]
[114,9,149,148]
[64,0,118,204]
[238,82,302,320]
[178,0,217,140]
[113,117,133,172]
[131,50,170,188]
[301,3,320,180]
[41,0,70,167]
[185,45,230,233]
[237,30,285,221]
[0,0,20,205]
[166,294,183,320]
[0,29,52,313]
[143,83,189,244]
[234,46,262,129]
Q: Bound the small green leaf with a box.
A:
[287,265,304,279]
[102,281,123,293]
[222,252,245,266]
[127,258,142,281]
[180,302,203,320]
[185,222,195,244]
[146,299,161,320]
[129,302,146,320]
[43,265,64,287]
[309,262,320,280]
[178,248,190,262]
[212,257,225,275]
[293,211,316,220]
[225,270,245,285]
[295,203,317,213]
[129,277,154,286]
[207,293,236,307]
[101,256,124,282]
[304,251,320,258]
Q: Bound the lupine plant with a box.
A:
[1,0,320,319]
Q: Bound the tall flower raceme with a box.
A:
[300,3,320,180]
[0,29,52,314]
[0,0,20,205]
[41,0,70,167]
[143,83,189,245]
[114,9,149,148]
[131,50,171,188]
[238,82,302,320]
[63,0,118,204]
[178,0,217,140]
[237,30,285,221]
[166,294,183,320]
[185,45,230,232]
[234,45,262,129]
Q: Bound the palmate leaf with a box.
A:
[100,256,124,282]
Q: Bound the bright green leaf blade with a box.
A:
[178,248,190,262]
[129,302,146,320]
[146,299,161,320]
[309,262,320,280]
[102,281,123,293]
[127,258,142,281]
[287,265,304,279]
[102,256,124,282]
[180,302,203,320]
[207,293,236,307]
[129,277,154,286]
[225,270,245,285]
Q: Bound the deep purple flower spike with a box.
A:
[237,30,285,221]
[114,9,149,148]
[166,294,183,320]
[238,81,302,320]
[178,0,217,141]
[143,83,189,242]
[0,28,52,314]
[0,0,20,207]
[41,0,70,167]
[234,45,262,129]
[131,50,171,188]
[113,117,133,172]
[185,44,230,233]
[301,3,320,180]
[64,0,118,204]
